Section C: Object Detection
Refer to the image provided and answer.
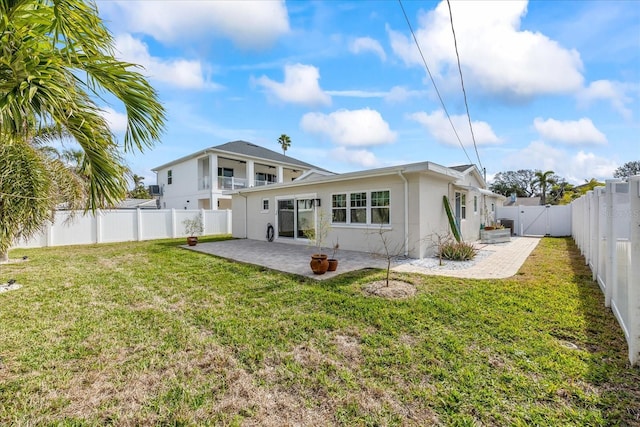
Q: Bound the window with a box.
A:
[332,190,390,225]
[256,172,277,183]
[167,170,172,185]
[371,191,390,224]
[474,195,478,214]
[218,167,233,177]
[332,194,347,223]
[461,194,466,219]
[262,199,269,212]
[350,192,367,224]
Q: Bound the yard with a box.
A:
[0,237,638,425]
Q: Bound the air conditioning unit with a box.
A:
[148,185,162,196]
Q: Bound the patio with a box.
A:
[185,237,541,280]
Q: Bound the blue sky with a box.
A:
[96,0,640,186]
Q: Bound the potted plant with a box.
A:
[307,211,330,275]
[183,214,204,246]
[327,238,339,272]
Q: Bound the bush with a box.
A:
[439,240,477,261]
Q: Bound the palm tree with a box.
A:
[278,134,291,155]
[533,170,555,205]
[0,0,165,262]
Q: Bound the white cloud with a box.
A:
[106,1,289,49]
[577,80,634,119]
[384,86,425,103]
[115,34,217,90]
[255,64,331,107]
[387,1,584,98]
[330,147,381,168]
[300,109,397,146]
[504,141,617,184]
[409,110,501,147]
[350,37,387,61]
[533,117,607,145]
[99,107,128,133]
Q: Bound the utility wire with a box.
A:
[397,0,473,166]
[446,0,483,172]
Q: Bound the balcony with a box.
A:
[218,176,248,190]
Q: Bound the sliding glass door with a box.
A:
[277,198,315,239]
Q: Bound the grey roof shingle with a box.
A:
[214,140,329,172]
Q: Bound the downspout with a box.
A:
[238,192,248,238]
[398,170,409,257]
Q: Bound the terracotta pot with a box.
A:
[310,254,329,275]
[327,259,338,272]
[187,236,198,246]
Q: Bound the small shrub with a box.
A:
[439,240,477,261]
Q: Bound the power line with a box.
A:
[397,0,473,166]
[446,0,483,172]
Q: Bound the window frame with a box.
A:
[261,198,269,213]
[331,189,390,226]
[167,169,173,185]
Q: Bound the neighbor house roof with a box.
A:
[152,140,329,173]
[503,196,541,207]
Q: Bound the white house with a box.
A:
[152,140,327,210]
[230,161,505,259]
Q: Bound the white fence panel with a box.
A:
[496,205,572,237]
[140,210,174,240]
[571,177,639,366]
[101,210,137,243]
[12,209,231,249]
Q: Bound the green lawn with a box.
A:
[0,237,638,426]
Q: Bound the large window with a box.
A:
[332,190,390,225]
[167,169,172,185]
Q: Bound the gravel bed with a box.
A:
[395,248,493,271]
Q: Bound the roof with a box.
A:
[503,197,541,207]
[449,164,476,173]
[152,140,329,172]
[227,161,463,195]
[113,199,159,209]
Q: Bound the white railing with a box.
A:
[12,209,232,249]
[218,176,247,190]
[571,177,640,366]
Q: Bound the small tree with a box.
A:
[278,134,291,155]
[183,214,204,237]
[613,161,640,181]
[370,224,405,287]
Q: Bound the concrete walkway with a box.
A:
[185,237,541,281]
[392,237,540,279]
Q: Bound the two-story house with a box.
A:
[152,140,329,210]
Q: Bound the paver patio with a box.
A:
[186,236,541,280]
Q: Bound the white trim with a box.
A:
[330,189,390,226]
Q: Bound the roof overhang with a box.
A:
[227,161,463,195]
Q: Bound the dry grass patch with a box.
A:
[362,280,417,299]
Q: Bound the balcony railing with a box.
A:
[218,176,248,190]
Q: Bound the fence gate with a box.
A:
[496,205,572,237]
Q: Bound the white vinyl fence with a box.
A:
[12,209,232,249]
[572,177,640,366]
[496,205,572,237]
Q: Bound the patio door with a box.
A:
[277,198,315,239]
